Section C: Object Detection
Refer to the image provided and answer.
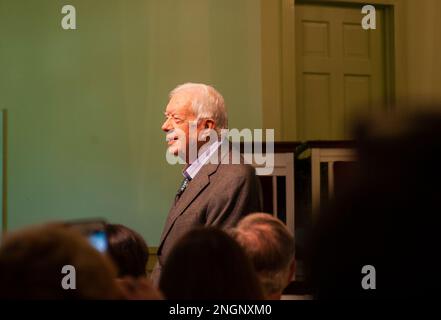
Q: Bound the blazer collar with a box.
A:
[157,148,227,253]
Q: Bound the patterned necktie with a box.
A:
[175,177,190,203]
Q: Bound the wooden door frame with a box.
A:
[1,110,7,237]
[261,0,407,141]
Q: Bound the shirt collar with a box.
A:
[183,138,224,180]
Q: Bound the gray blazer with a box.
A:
[151,149,263,285]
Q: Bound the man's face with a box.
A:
[161,92,199,161]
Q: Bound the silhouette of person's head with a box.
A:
[306,110,441,299]
[105,224,149,278]
[159,227,263,299]
[0,224,121,299]
[230,213,295,300]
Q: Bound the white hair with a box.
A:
[169,83,228,131]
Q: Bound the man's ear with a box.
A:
[204,119,215,130]
[198,119,216,141]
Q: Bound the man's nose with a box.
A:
[162,118,172,132]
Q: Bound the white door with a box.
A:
[295,4,386,140]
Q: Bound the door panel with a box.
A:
[296,4,386,139]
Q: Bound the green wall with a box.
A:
[0,0,262,245]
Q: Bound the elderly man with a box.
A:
[230,213,295,300]
[151,83,263,285]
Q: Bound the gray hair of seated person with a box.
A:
[230,213,295,297]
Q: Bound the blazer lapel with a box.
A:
[157,140,232,255]
[158,163,219,251]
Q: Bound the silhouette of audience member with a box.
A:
[305,110,441,299]
[104,224,163,300]
[159,227,263,300]
[230,213,295,300]
[105,224,149,278]
[115,276,163,300]
[0,224,121,299]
